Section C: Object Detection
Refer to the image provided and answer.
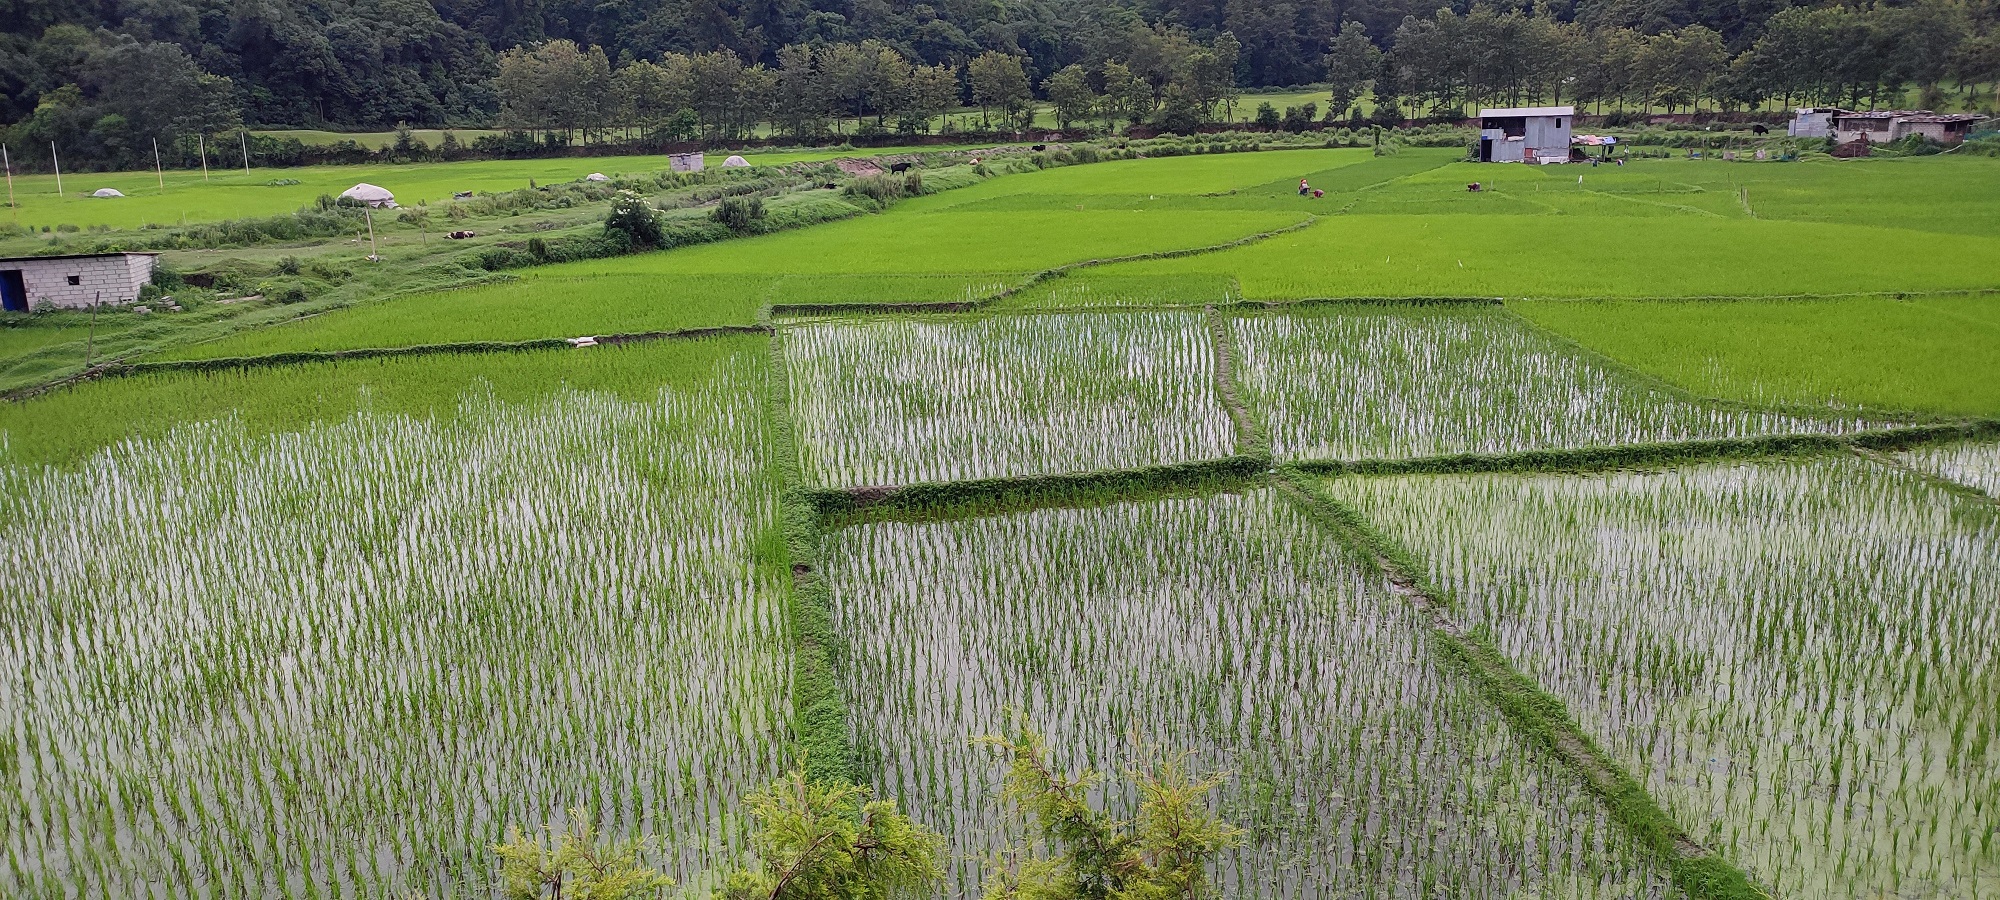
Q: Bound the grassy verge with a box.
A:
[808,455,1268,527]
[767,331,855,785]
[1274,471,1766,900]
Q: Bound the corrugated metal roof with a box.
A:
[1478,106,1575,118]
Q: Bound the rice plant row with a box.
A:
[820,489,1683,899]
[1229,305,1884,462]
[0,355,792,899]
[1324,458,2000,898]
[782,312,1237,487]
[1897,438,2000,500]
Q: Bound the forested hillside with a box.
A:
[4,0,1999,171]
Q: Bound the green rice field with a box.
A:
[5,145,2000,899]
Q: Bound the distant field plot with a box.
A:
[0,341,793,897]
[765,273,1018,308]
[1227,305,1876,462]
[997,272,1241,309]
[783,312,1235,486]
[909,148,1372,207]
[1328,458,2000,898]
[578,208,1307,275]
[0,334,763,466]
[1898,439,2000,498]
[821,490,1681,898]
[1091,215,2000,299]
[1516,295,2000,418]
[163,274,776,359]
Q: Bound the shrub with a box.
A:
[712,196,767,232]
[602,191,663,247]
[1255,102,1281,129]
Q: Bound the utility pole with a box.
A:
[51,141,63,195]
[240,130,251,176]
[85,292,100,368]
[198,133,209,181]
[364,208,379,260]
[153,139,166,193]
[2,145,15,223]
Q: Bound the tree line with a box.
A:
[5,0,1999,171]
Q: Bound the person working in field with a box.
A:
[1299,178,1310,196]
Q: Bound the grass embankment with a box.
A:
[1515,294,2000,419]
[0,333,761,466]
[149,150,1365,360]
[1,145,991,231]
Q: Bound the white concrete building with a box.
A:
[1476,106,1575,163]
[0,252,160,312]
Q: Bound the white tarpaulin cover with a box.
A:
[91,188,124,198]
[339,183,398,208]
[585,173,609,182]
[721,155,751,168]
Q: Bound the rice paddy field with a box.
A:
[6,146,2000,899]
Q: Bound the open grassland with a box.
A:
[1898,438,2000,499]
[1515,295,2000,418]
[0,338,793,897]
[3,146,938,231]
[1227,304,1884,462]
[783,313,1236,486]
[822,490,1682,898]
[1327,457,2000,897]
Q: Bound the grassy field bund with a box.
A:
[4,143,2000,899]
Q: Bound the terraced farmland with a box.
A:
[5,146,2000,899]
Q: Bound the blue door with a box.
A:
[0,270,26,312]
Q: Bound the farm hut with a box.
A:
[668,151,704,173]
[585,172,609,182]
[721,155,751,168]
[1476,106,1574,163]
[0,252,159,312]
[1831,111,1985,145]
[339,183,398,208]
[1789,107,1843,138]
[91,188,125,198]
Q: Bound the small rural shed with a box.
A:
[721,155,751,168]
[1789,107,1843,138]
[1476,106,1574,163]
[339,183,398,208]
[1831,110,1985,145]
[0,252,159,312]
[668,151,704,173]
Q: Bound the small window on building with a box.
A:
[1556,118,1564,127]
[66,275,80,285]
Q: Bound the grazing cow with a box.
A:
[889,161,912,173]
[1751,123,1770,135]
[447,230,476,239]
[1031,144,1047,151]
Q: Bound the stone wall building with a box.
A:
[0,252,159,312]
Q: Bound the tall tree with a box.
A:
[1324,21,1382,119]
[1043,64,1097,130]
[967,51,1032,129]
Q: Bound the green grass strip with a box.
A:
[1286,422,2000,478]
[809,455,1269,527]
[1204,305,1269,458]
[767,330,856,786]
[1274,471,1768,900]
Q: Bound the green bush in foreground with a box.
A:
[715,766,947,900]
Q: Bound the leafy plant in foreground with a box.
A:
[975,718,1243,900]
[714,765,946,900]
[493,809,674,900]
